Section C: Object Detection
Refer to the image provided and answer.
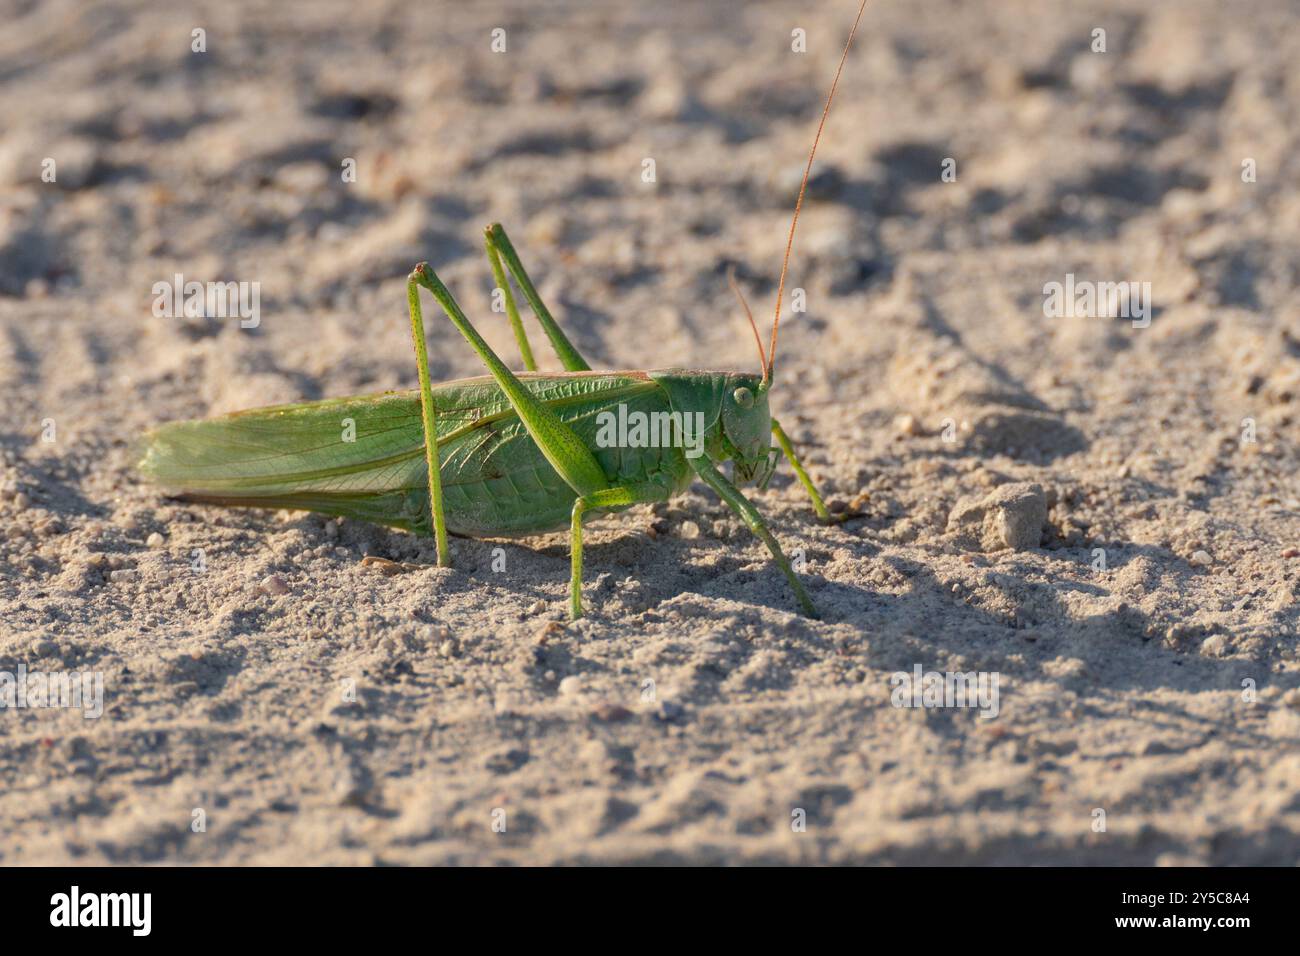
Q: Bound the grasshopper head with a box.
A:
[647,370,773,485]
[722,373,774,486]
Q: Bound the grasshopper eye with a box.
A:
[733,386,754,409]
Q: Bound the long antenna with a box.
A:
[765,0,869,385]
[727,265,768,372]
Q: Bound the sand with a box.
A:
[1,0,1297,865]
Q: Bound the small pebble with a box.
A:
[146,532,165,548]
[774,160,843,203]
[360,555,407,575]
[590,701,632,722]
[558,675,582,697]
[109,568,138,583]
[334,772,368,807]
[1199,634,1229,658]
[437,639,457,659]
[528,599,546,615]
[1282,548,1299,559]
[536,620,565,644]
[259,574,291,596]
[1189,550,1214,567]
[678,520,701,540]
[895,413,923,436]
[655,700,685,722]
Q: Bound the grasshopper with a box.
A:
[138,2,870,620]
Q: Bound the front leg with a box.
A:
[569,482,669,619]
[771,418,838,523]
[689,455,818,618]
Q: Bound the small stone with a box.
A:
[274,160,330,194]
[146,532,165,548]
[109,568,138,583]
[360,555,407,575]
[528,599,547,615]
[774,160,844,203]
[1282,548,1299,559]
[1068,53,1106,91]
[437,639,457,659]
[33,517,61,537]
[558,675,582,697]
[678,520,701,540]
[536,620,565,644]
[47,137,101,190]
[655,700,685,722]
[334,771,368,807]
[1140,739,1177,756]
[1199,634,1229,658]
[894,413,923,436]
[258,574,291,596]
[590,701,632,722]
[640,72,695,122]
[485,747,530,774]
[946,482,1047,552]
[1189,550,1214,567]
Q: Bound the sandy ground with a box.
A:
[1,0,1298,865]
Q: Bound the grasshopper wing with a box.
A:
[136,390,433,530]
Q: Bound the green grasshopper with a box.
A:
[138,2,870,620]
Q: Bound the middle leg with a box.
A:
[569,482,669,619]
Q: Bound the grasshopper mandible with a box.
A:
[138,2,870,620]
